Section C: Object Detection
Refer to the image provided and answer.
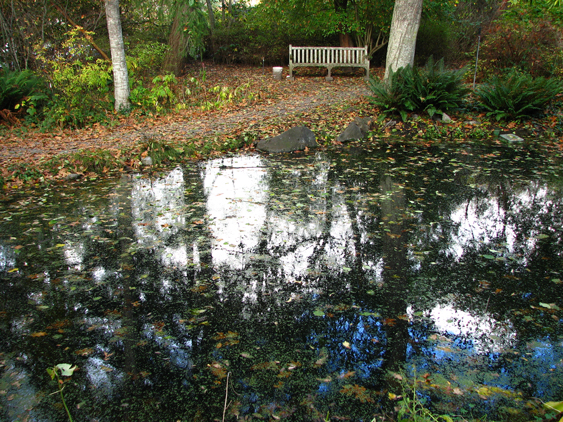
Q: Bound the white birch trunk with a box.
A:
[384,0,423,81]
[104,0,130,112]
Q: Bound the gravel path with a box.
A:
[0,74,372,166]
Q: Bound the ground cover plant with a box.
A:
[368,57,470,121]
[475,70,563,120]
[0,67,48,126]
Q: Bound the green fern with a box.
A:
[0,68,47,112]
[368,57,469,121]
[476,70,562,120]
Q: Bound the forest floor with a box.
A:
[1,63,562,193]
[0,63,372,165]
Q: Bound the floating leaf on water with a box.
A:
[56,363,77,377]
[539,302,561,310]
[359,311,380,317]
[313,309,325,317]
[534,234,550,240]
[342,341,351,349]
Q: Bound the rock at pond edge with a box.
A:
[337,117,372,143]
[256,126,318,153]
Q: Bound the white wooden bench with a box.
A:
[288,45,370,81]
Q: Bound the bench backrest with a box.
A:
[289,45,368,65]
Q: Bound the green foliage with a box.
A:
[395,392,454,422]
[130,73,178,113]
[0,68,49,121]
[7,163,43,183]
[389,372,455,422]
[369,57,469,121]
[68,150,122,174]
[475,71,562,120]
[36,29,113,129]
[415,20,453,65]
[127,42,170,78]
[479,1,563,78]
[141,139,183,164]
[200,82,254,111]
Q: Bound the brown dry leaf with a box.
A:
[30,332,48,337]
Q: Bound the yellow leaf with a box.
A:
[544,401,563,412]
[8,268,18,273]
[343,341,351,349]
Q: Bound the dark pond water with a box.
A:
[1,141,563,421]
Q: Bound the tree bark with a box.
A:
[206,0,215,31]
[384,0,423,81]
[104,0,130,112]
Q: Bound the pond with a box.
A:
[1,140,563,421]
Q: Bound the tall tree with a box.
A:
[104,0,130,111]
[384,0,423,80]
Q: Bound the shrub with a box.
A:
[130,73,178,113]
[478,4,563,78]
[415,20,453,65]
[475,70,562,120]
[127,42,170,79]
[0,68,49,120]
[36,29,114,129]
[141,139,182,164]
[40,59,113,129]
[369,57,469,121]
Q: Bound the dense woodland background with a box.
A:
[1,0,563,129]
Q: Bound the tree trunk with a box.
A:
[384,0,423,81]
[206,0,215,32]
[104,0,130,112]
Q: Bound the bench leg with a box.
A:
[325,67,333,81]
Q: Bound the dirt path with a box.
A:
[0,68,372,168]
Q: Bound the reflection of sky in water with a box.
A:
[85,357,124,399]
[1,149,562,419]
[131,167,186,248]
[449,182,551,261]
[425,303,516,353]
[202,155,269,269]
[0,243,16,272]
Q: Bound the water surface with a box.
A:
[1,141,563,421]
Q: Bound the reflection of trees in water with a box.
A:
[1,146,563,420]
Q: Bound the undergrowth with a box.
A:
[475,71,562,121]
[369,57,469,121]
